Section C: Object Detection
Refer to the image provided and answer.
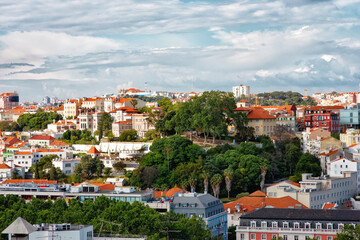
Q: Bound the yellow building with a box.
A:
[235,107,277,138]
[340,128,360,147]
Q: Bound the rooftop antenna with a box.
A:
[304,89,308,98]
[145,81,148,92]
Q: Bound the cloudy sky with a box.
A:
[1,0,360,101]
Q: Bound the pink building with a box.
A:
[0,92,19,109]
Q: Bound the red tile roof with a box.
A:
[154,191,167,198]
[35,149,63,153]
[323,203,337,209]
[8,142,27,149]
[15,151,32,155]
[223,196,307,214]
[249,190,267,197]
[319,149,339,156]
[0,163,12,169]
[87,146,100,154]
[116,98,134,104]
[165,184,185,198]
[247,108,276,120]
[50,140,69,146]
[348,144,359,148]
[29,135,56,141]
[238,99,250,103]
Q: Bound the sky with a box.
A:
[1,0,360,102]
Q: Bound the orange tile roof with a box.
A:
[323,203,337,209]
[15,151,32,155]
[247,108,276,119]
[116,98,134,104]
[0,163,12,169]
[8,142,27,149]
[348,144,359,148]
[115,121,132,124]
[50,140,69,146]
[91,183,115,191]
[319,149,339,156]
[87,146,100,154]
[238,99,250,103]
[223,196,307,214]
[50,105,64,112]
[166,184,185,198]
[35,149,63,153]
[4,179,57,184]
[249,190,267,197]
[154,191,167,198]
[4,136,20,144]
[29,135,56,141]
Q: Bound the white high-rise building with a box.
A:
[232,84,250,98]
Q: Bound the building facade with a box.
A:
[236,208,360,240]
[233,85,250,98]
[0,92,19,109]
[171,192,228,239]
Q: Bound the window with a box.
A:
[294,222,300,229]
[327,237,332,240]
[240,234,245,240]
[316,237,321,240]
[283,222,289,228]
[272,235,277,239]
[305,223,311,229]
[87,231,92,240]
[261,221,267,228]
[338,224,344,229]
[316,223,322,229]
[251,233,256,240]
[283,235,288,240]
[261,234,266,240]
[294,236,299,240]
[327,223,333,230]
[272,222,278,228]
[251,221,256,228]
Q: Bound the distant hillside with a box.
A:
[242,91,317,106]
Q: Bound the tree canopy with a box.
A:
[0,195,211,240]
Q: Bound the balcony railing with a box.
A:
[236,226,340,233]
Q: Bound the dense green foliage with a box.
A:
[30,155,66,181]
[119,129,138,141]
[0,195,211,240]
[16,111,62,131]
[0,121,19,131]
[61,129,95,144]
[252,91,317,106]
[72,155,104,182]
[337,224,360,239]
[128,134,320,198]
[148,91,252,143]
[97,112,112,139]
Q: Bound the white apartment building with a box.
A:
[78,111,103,133]
[327,157,360,193]
[232,84,250,98]
[47,119,77,133]
[52,158,81,175]
[6,149,72,171]
[301,128,331,154]
[266,173,357,209]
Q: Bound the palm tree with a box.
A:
[188,175,197,193]
[224,168,234,199]
[130,99,138,108]
[210,174,222,199]
[202,171,211,194]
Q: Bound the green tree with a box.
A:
[77,155,104,179]
[188,175,197,193]
[113,161,126,172]
[119,129,138,141]
[202,171,211,194]
[97,112,112,139]
[337,224,360,239]
[130,98,138,108]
